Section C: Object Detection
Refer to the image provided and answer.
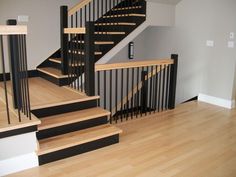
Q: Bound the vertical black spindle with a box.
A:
[115,69,118,122]
[104,71,106,109]
[0,35,11,124]
[120,68,124,121]
[136,67,140,117]
[154,65,159,112]
[84,22,95,96]
[131,67,134,119]
[97,71,100,106]
[168,54,178,109]
[162,65,166,111]
[110,70,112,123]
[149,66,153,114]
[158,65,162,112]
[126,68,129,120]
[61,6,68,75]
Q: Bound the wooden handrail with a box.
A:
[64,28,86,34]
[95,59,174,72]
[0,25,27,35]
[68,0,92,16]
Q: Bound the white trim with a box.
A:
[198,93,235,109]
[0,152,38,176]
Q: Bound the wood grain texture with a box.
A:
[68,0,92,16]
[37,67,68,78]
[49,58,62,64]
[95,22,136,26]
[0,25,27,35]
[95,59,173,71]
[38,124,122,155]
[103,13,146,18]
[9,101,236,177]
[38,107,110,131]
[64,28,86,34]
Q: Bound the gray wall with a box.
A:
[110,0,236,103]
[0,0,81,70]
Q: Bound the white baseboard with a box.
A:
[0,152,38,176]
[198,93,235,109]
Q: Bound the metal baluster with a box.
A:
[0,35,11,124]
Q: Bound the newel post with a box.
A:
[85,22,95,96]
[7,19,21,109]
[168,54,178,109]
[60,6,68,75]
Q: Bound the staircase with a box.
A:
[31,95,122,165]
[31,0,147,165]
[36,0,146,86]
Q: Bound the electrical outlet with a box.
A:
[206,40,214,47]
[228,41,234,48]
[18,15,29,22]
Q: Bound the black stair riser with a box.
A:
[95,25,136,33]
[32,99,98,118]
[37,116,108,140]
[68,42,103,51]
[108,8,145,16]
[38,134,119,165]
[97,16,146,23]
[37,70,69,86]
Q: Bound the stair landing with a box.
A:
[28,77,87,108]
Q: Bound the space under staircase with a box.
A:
[37,0,146,86]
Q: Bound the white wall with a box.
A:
[0,0,81,70]
[0,132,38,176]
[109,0,236,104]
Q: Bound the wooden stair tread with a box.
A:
[112,6,142,11]
[68,50,102,55]
[38,107,110,131]
[95,32,125,35]
[95,22,136,26]
[37,67,67,79]
[103,14,146,18]
[72,41,115,45]
[38,124,122,155]
[31,95,99,110]
[49,58,62,64]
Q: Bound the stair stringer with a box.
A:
[96,21,149,64]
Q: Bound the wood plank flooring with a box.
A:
[8,101,236,177]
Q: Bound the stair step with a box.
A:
[112,6,142,11]
[95,32,126,35]
[38,107,110,131]
[38,124,122,156]
[72,41,115,45]
[95,22,136,26]
[103,13,146,18]
[68,50,102,55]
[49,58,62,64]
[37,67,67,79]
[31,96,100,118]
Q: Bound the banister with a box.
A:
[64,27,86,34]
[95,59,174,71]
[0,25,27,35]
[68,0,92,16]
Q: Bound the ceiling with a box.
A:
[146,0,182,5]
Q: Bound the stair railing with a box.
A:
[95,54,178,123]
[60,0,145,91]
[0,20,31,124]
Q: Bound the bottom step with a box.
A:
[38,125,122,165]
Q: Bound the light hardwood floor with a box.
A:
[8,101,236,177]
[0,77,87,108]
